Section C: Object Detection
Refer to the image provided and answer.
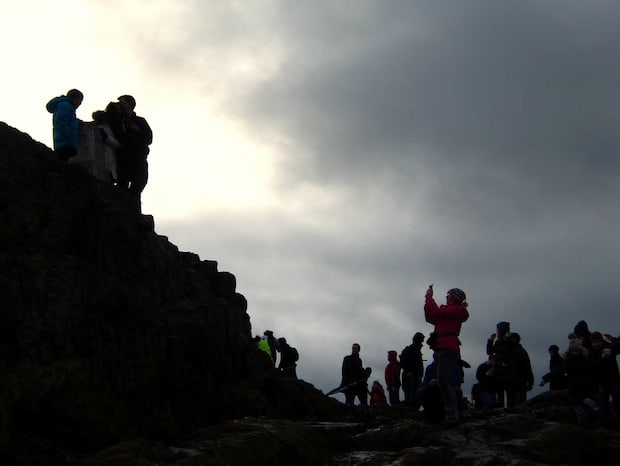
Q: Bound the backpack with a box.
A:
[290,347,299,362]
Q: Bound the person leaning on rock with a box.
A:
[46,89,83,162]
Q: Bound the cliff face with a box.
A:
[0,122,341,460]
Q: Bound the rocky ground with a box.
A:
[74,390,620,466]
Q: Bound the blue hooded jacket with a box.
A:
[46,96,79,151]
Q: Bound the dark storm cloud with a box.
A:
[145,1,620,396]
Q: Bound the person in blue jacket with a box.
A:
[46,89,84,162]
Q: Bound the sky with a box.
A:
[2,0,620,403]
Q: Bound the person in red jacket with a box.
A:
[424,284,469,426]
[385,350,401,406]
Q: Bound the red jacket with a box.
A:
[384,351,401,389]
[424,297,469,351]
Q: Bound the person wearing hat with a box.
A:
[424,285,469,426]
[117,94,153,206]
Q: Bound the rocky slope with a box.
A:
[0,122,344,464]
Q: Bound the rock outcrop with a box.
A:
[0,122,345,463]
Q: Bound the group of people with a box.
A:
[46,89,153,204]
[540,322,620,427]
[335,286,620,430]
[255,330,299,378]
[339,285,470,427]
[473,321,534,411]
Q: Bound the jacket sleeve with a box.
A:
[424,297,439,324]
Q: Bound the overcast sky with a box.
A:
[2,0,619,402]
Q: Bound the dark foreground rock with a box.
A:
[0,122,347,463]
[78,392,620,466]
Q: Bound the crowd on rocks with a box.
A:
[260,286,620,431]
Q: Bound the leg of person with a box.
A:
[481,391,497,411]
[116,150,130,191]
[344,388,355,406]
[506,390,516,408]
[402,373,412,406]
[129,159,148,201]
[411,377,422,410]
[357,384,368,406]
[434,349,460,424]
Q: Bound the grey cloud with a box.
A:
[145,1,620,397]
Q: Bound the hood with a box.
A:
[573,320,590,337]
[387,350,398,362]
[413,332,425,346]
[46,95,71,113]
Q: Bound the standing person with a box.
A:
[384,350,401,406]
[504,332,534,407]
[424,284,469,426]
[341,343,368,406]
[400,332,425,409]
[116,94,153,204]
[546,344,568,391]
[590,332,620,427]
[46,89,84,162]
[92,101,123,183]
[474,356,499,411]
[276,337,299,379]
[486,321,512,407]
[263,330,278,366]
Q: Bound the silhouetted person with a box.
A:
[474,356,499,411]
[46,89,83,162]
[486,321,511,407]
[546,344,568,391]
[276,337,299,378]
[341,343,368,406]
[400,332,425,409]
[92,102,124,183]
[263,330,278,366]
[504,332,534,407]
[116,94,152,205]
[385,350,401,406]
[590,331,620,427]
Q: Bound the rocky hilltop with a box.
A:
[1,121,619,465]
[0,122,344,464]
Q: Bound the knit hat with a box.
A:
[447,288,466,304]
